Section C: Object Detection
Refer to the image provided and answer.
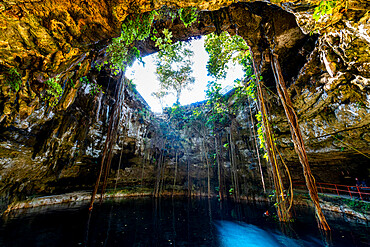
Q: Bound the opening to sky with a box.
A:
[126,37,245,113]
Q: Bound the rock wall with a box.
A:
[0,68,153,204]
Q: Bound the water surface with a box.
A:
[0,197,368,246]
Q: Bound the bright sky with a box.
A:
[126,37,245,113]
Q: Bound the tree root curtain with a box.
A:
[271,54,330,231]
[89,74,126,210]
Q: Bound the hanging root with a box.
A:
[274,144,293,213]
[250,51,291,222]
[271,53,330,231]
[247,96,266,193]
[89,76,125,211]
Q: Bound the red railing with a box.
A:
[294,181,370,201]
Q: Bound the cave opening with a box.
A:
[125,36,245,112]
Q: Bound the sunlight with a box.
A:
[126,37,245,113]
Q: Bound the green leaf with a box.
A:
[178,7,198,28]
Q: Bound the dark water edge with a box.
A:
[0,197,368,247]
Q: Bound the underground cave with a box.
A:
[0,0,369,246]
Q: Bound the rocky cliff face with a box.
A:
[267,1,370,184]
[0,67,154,203]
[0,0,369,205]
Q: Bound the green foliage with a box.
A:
[355,101,365,109]
[255,111,262,122]
[68,79,76,88]
[204,31,266,160]
[155,41,195,104]
[168,104,188,129]
[79,76,103,96]
[311,0,349,33]
[121,11,157,46]
[95,61,108,72]
[178,7,198,28]
[152,28,173,50]
[156,6,177,22]
[205,80,223,102]
[169,104,185,120]
[313,1,337,21]
[204,31,251,79]
[137,108,150,123]
[256,123,265,150]
[205,81,230,131]
[43,76,63,107]
[342,198,370,213]
[3,67,22,92]
[125,79,137,92]
[106,42,141,73]
[107,11,157,71]
[231,79,257,114]
[79,76,89,84]
[157,105,187,153]
[255,111,268,161]
[185,106,208,135]
[228,187,234,195]
[322,194,370,214]
[90,84,103,96]
[152,30,195,107]
[245,80,257,99]
[151,91,169,109]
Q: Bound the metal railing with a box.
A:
[294,181,370,201]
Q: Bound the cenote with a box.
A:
[1,0,370,246]
[1,198,369,247]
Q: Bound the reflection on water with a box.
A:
[0,197,368,247]
[217,220,287,247]
[216,220,280,247]
[215,220,326,247]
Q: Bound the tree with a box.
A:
[155,41,195,104]
[151,91,169,110]
[204,31,252,79]
[205,81,230,131]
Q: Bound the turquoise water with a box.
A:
[0,197,368,246]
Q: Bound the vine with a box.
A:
[255,111,269,160]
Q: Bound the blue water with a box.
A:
[0,197,368,246]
